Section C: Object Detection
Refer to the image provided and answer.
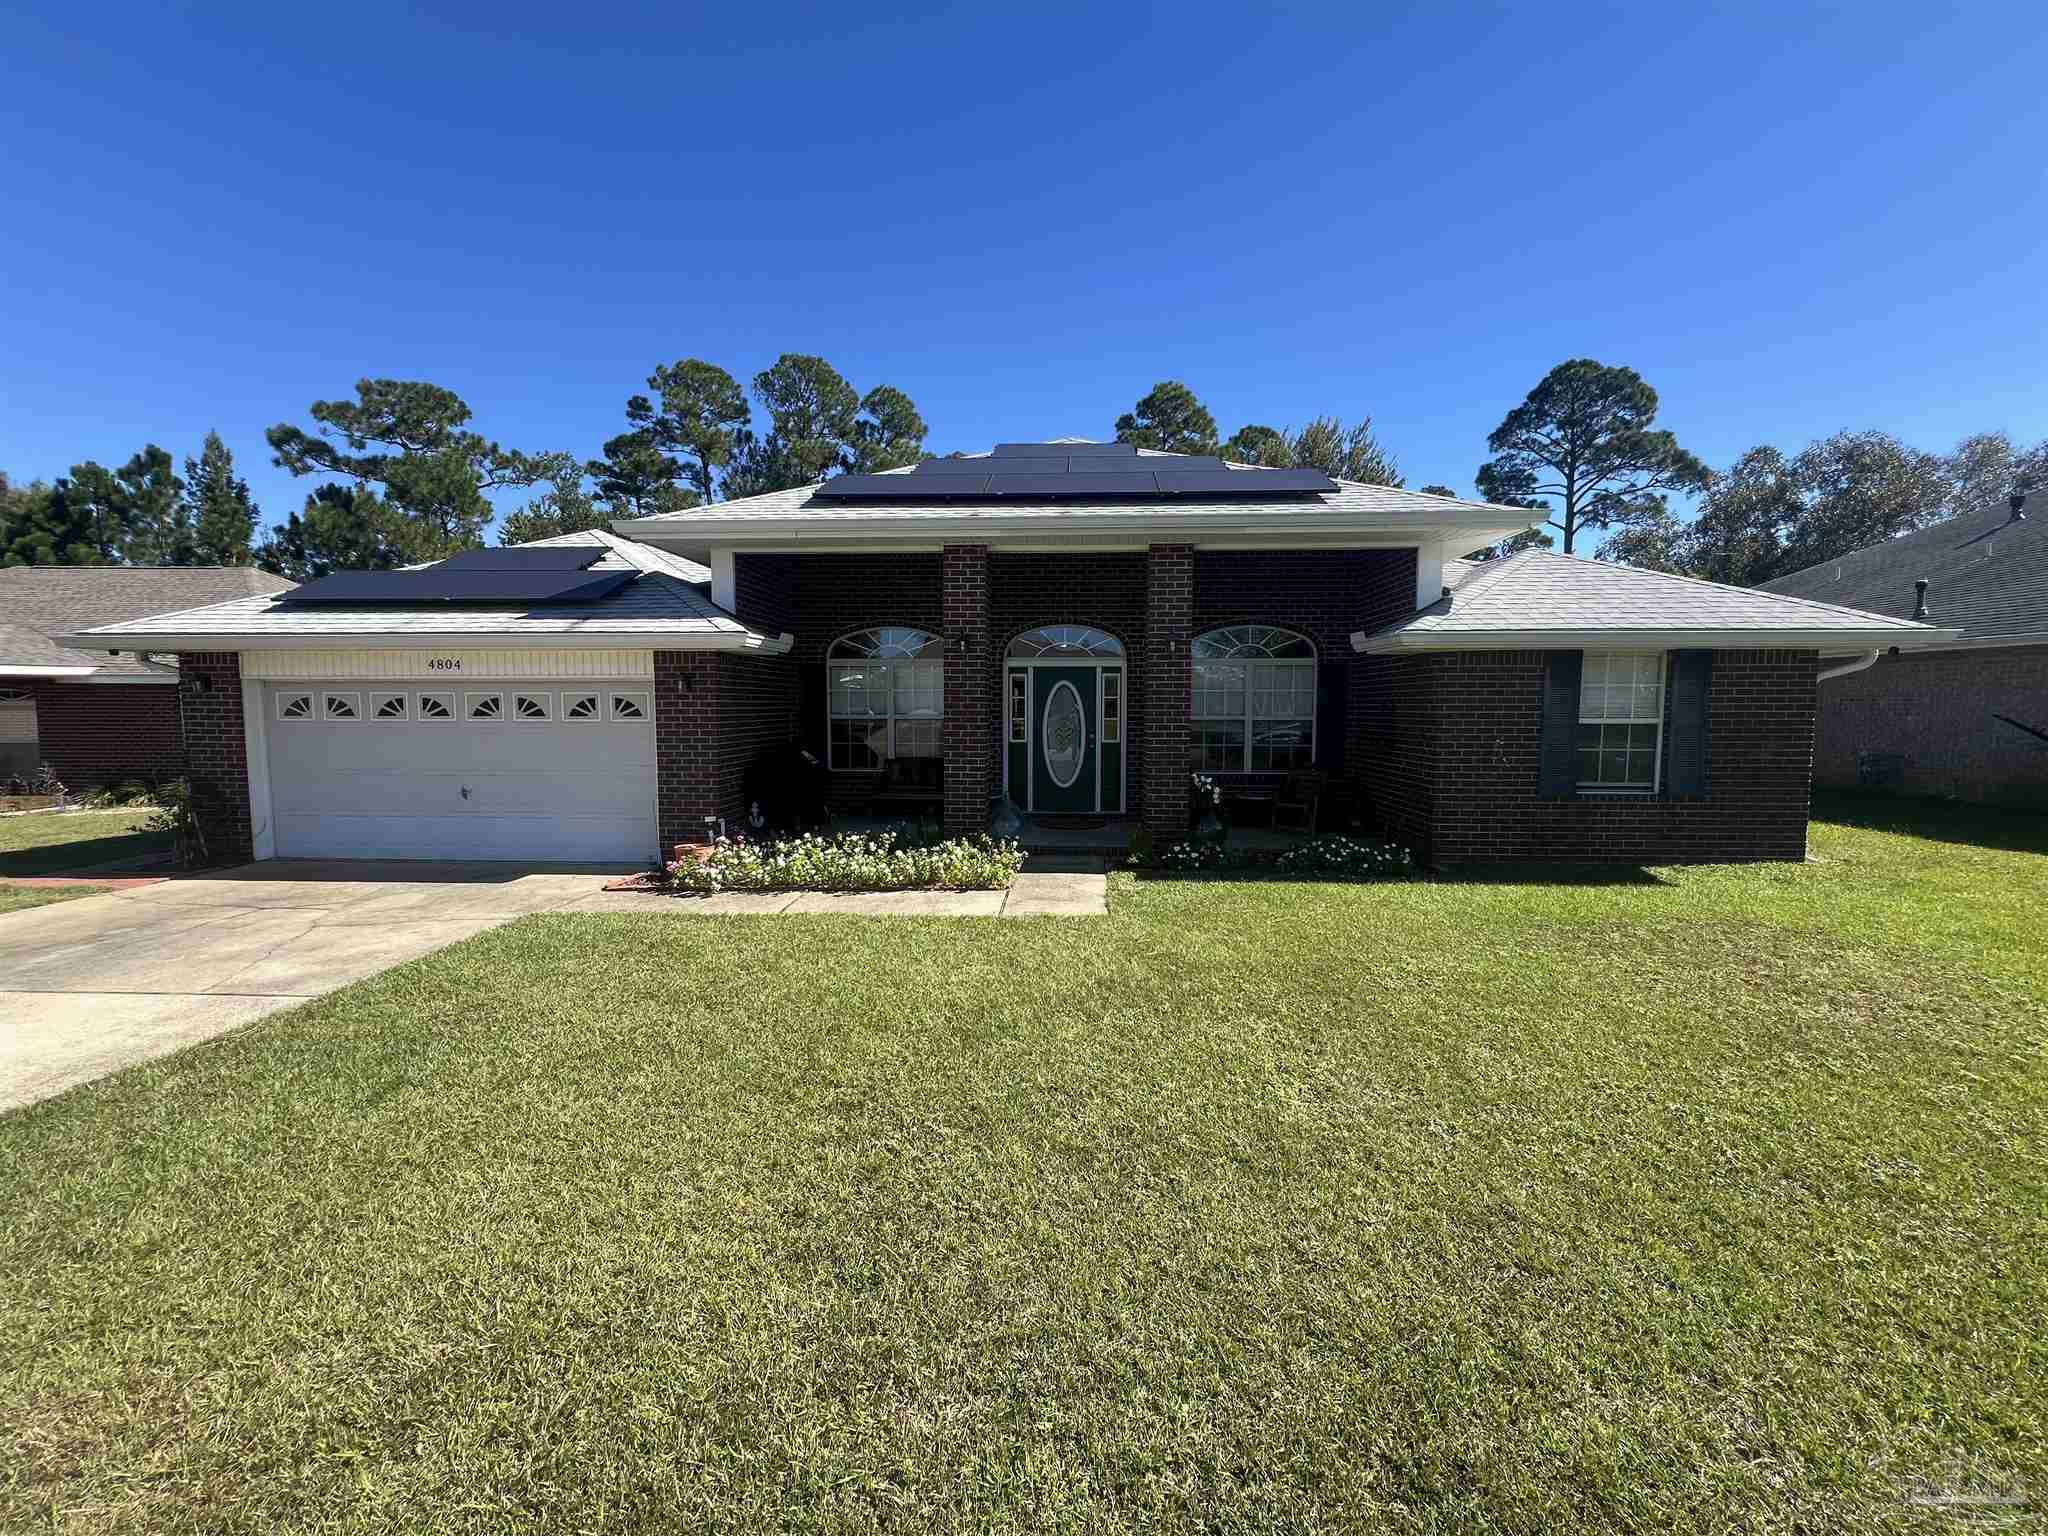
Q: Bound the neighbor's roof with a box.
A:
[66,531,787,653]
[1758,500,2048,647]
[0,564,293,677]
[1354,551,1959,652]
[612,444,1542,549]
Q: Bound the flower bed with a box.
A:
[669,831,1026,894]
[1149,833,1413,879]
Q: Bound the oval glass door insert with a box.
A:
[1042,681,1086,788]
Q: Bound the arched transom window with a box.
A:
[1007,625,1125,658]
[826,627,944,771]
[1190,625,1316,772]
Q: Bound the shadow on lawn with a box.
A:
[1128,864,1673,888]
[1812,790,2048,856]
[0,829,172,877]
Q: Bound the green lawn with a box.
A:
[0,808,167,875]
[2,796,2043,1532]
[0,882,106,915]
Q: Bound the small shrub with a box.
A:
[669,831,1026,894]
[1156,838,1230,872]
[1274,835,1413,878]
[1126,825,1156,866]
[143,778,209,868]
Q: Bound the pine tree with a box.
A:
[182,431,260,564]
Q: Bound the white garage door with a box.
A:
[264,682,657,863]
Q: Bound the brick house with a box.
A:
[0,565,293,786]
[1759,492,2047,805]
[70,443,1947,866]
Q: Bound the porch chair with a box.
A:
[1272,771,1324,834]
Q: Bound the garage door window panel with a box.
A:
[322,692,360,722]
[610,691,649,721]
[564,692,602,721]
[513,692,552,722]
[277,692,314,721]
[418,692,454,721]
[466,692,504,721]
[370,691,408,721]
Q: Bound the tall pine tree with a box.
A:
[181,431,260,564]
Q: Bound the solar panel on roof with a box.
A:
[818,472,989,497]
[437,546,604,571]
[981,473,1166,495]
[283,567,636,604]
[991,441,1137,457]
[906,459,995,475]
[1152,469,1336,493]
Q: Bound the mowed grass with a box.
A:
[0,883,106,915]
[0,808,167,875]
[1,797,2043,1532]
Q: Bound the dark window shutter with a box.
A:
[1539,651,1583,797]
[1666,650,1713,797]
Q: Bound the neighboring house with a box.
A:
[0,565,294,786]
[1759,494,2047,804]
[67,443,1947,866]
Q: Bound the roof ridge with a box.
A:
[1548,549,1946,626]
[1761,501,2031,590]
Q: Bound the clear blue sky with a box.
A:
[4,1,2043,543]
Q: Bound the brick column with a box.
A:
[175,652,254,866]
[942,543,992,835]
[1143,545,1193,840]
[654,651,722,856]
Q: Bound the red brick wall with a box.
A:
[1376,648,1819,865]
[1143,545,1194,838]
[730,552,801,637]
[1811,644,2048,804]
[29,680,184,789]
[174,653,253,866]
[737,552,944,662]
[654,650,801,849]
[941,545,991,833]
[715,653,800,828]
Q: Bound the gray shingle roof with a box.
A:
[618,446,1535,535]
[1757,502,2048,645]
[1356,551,1955,652]
[0,565,293,675]
[67,531,771,650]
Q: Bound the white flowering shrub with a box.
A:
[1274,836,1413,878]
[670,831,1026,893]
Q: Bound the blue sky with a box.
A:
[3,1,2043,542]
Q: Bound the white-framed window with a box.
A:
[276,692,314,721]
[1189,625,1315,773]
[1578,651,1666,791]
[1005,625,1124,659]
[1007,671,1027,744]
[370,691,408,721]
[1101,670,1122,744]
[563,692,602,721]
[322,691,360,721]
[826,628,944,771]
[417,692,455,721]
[465,691,504,721]
[512,692,552,722]
[0,687,31,704]
[610,691,649,721]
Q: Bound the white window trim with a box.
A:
[511,691,553,723]
[465,691,505,722]
[1576,650,1666,794]
[1188,628,1317,774]
[562,691,604,722]
[824,635,944,773]
[609,690,650,722]
[276,691,315,722]
[321,691,361,722]
[416,691,456,722]
[369,690,409,722]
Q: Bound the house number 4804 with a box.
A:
[426,658,462,672]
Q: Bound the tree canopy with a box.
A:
[256,484,409,581]
[1288,416,1402,487]
[584,430,696,520]
[266,379,566,556]
[1221,424,1293,467]
[630,360,751,503]
[182,432,260,565]
[1476,360,1709,554]
[1115,381,1219,455]
[844,386,929,474]
[753,354,861,485]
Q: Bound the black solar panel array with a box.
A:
[285,545,635,604]
[815,442,1337,500]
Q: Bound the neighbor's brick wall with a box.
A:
[174,652,252,866]
[29,679,183,788]
[1811,644,2048,804]
[941,545,991,833]
[1389,648,1819,865]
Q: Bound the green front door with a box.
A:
[1031,665,1096,813]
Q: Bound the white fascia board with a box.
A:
[80,673,179,685]
[0,664,99,677]
[1351,625,1966,653]
[620,510,1533,550]
[64,630,794,655]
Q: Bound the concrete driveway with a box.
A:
[0,861,624,1113]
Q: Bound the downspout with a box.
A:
[1816,649,1881,683]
